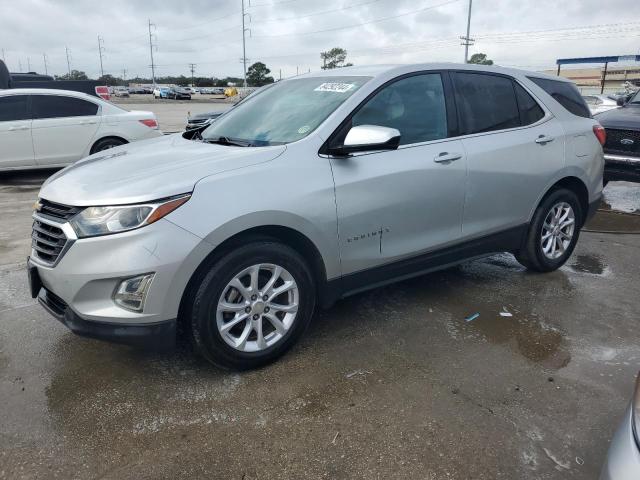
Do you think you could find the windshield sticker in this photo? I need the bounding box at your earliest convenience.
[314,82,355,93]
[297,125,311,134]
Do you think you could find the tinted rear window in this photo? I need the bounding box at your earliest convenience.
[527,77,591,118]
[32,95,99,119]
[453,72,520,135]
[0,95,29,121]
[514,83,545,125]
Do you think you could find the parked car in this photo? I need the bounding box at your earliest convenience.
[600,372,640,479]
[113,87,129,98]
[153,87,171,99]
[186,111,224,130]
[594,88,640,183]
[583,94,618,115]
[167,87,191,100]
[28,64,603,369]
[0,88,162,170]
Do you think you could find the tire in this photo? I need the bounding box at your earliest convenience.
[189,241,316,370]
[515,188,583,272]
[91,137,127,153]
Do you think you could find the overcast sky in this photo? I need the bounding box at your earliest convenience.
[1,0,639,80]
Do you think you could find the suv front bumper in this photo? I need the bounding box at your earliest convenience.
[29,215,211,349]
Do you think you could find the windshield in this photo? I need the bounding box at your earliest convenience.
[201,76,370,146]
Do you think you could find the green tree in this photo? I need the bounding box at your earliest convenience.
[55,70,89,80]
[246,62,275,87]
[320,47,353,70]
[468,53,494,65]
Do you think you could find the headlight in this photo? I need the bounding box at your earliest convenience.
[70,194,190,238]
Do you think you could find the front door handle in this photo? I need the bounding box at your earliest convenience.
[535,135,555,145]
[8,125,28,131]
[434,152,462,164]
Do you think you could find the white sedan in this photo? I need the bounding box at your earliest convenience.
[583,94,619,115]
[0,88,162,171]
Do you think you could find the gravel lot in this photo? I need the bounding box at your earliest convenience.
[1,169,640,479]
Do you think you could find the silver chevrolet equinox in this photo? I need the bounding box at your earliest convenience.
[28,63,605,369]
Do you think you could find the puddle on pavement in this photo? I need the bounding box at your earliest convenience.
[602,182,640,215]
[585,209,640,233]
[567,254,605,275]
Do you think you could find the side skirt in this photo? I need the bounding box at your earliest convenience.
[319,224,528,307]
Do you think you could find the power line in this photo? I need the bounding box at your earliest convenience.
[252,0,462,37]
[252,0,384,24]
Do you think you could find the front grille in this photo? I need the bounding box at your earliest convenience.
[38,199,82,221]
[604,128,640,156]
[32,220,68,265]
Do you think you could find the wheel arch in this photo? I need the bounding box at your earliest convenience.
[177,225,332,335]
[90,135,129,154]
[532,176,590,226]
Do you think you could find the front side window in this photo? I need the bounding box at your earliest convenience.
[32,95,99,119]
[514,83,545,125]
[0,95,29,122]
[527,76,591,118]
[453,72,520,135]
[202,76,370,146]
[351,73,447,145]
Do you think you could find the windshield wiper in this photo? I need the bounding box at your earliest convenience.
[203,136,253,147]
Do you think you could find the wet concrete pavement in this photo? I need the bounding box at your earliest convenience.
[1,172,640,479]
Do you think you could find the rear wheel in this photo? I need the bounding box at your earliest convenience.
[515,188,582,272]
[91,137,127,153]
[189,241,315,370]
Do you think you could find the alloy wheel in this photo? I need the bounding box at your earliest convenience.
[540,202,576,260]
[216,263,299,352]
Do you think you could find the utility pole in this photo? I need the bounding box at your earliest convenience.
[122,69,127,84]
[460,0,474,63]
[98,36,105,79]
[27,57,31,71]
[241,0,250,88]
[65,46,71,76]
[18,59,22,72]
[148,19,157,86]
[189,63,196,87]
[43,53,48,75]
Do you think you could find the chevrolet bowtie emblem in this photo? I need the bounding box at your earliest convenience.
[33,201,42,212]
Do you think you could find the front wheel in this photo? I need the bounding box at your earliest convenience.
[189,241,316,370]
[515,188,582,272]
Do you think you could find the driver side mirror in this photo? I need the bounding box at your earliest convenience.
[617,97,626,106]
[328,125,401,156]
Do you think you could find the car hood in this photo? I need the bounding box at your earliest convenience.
[40,134,286,206]
[189,111,224,121]
[595,105,640,130]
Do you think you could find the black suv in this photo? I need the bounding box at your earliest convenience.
[595,89,640,183]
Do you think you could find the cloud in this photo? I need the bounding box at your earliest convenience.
[0,0,638,79]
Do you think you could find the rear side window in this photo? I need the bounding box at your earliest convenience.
[32,95,99,119]
[0,95,29,121]
[452,73,520,135]
[527,77,591,118]
[352,73,447,145]
[514,83,545,125]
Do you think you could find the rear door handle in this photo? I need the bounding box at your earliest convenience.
[434,152,463,164]
[8,125,28,131]
[535,135,555,145]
